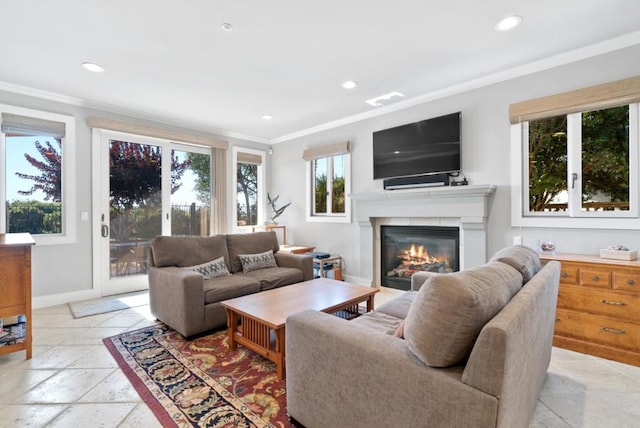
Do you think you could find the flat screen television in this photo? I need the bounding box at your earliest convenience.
[373,112,461,180]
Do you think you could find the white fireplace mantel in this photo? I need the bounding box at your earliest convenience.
[351,184,497,286]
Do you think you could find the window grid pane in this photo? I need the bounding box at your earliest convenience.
[5,135,62,234]
[236,162,258,226]
[528,115,568,213]
[314,158,327,214]
[581,105,630,212]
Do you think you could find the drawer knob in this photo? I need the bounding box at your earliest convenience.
[628,279,636,286]
[601,299,626,306]
[561,272,569,278]
[601,327,626,335]
[592,275,600,281]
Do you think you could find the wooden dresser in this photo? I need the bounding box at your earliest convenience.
[540,253,640,367]
[0,233,35,359]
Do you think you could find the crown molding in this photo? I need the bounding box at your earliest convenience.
[271,30,640,144]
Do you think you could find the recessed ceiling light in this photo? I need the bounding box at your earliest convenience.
[82,62,105,73]
[221,23,234,32]
[262,114,273,120]
[342,80,358,89]
[495,15,522,32]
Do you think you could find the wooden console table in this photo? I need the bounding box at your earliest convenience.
[540,253,640,366]
[0,233,35,359]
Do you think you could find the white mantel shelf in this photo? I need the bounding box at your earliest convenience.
[350,184,496,202]
[351,184,497,286]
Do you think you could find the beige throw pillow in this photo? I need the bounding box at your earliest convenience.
[184,256,230,279]
[238,250,278,273]
[489,245,541,283]
[403,261,523,367]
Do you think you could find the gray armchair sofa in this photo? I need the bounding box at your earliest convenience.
[286,246,560,428]
[148,231,313,337]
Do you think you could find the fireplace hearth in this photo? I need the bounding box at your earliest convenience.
[381,225,459,290]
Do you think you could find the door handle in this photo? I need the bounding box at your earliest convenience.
[101,224,109,238]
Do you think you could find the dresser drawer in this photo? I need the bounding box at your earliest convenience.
[555,309,640,352]
[558,263,580,285]
[613,271,640,292]
[579,267,612,288]
[557,285,640,323]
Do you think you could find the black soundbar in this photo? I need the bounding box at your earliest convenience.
[383,173,450,190]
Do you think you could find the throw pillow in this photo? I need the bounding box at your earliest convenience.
[489,245,541,283]
[238,250,278,273]
[184,256,230,279]
[403,261,523,367]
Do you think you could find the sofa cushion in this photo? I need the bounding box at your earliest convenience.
[184,256,230,279]
[226,232,280,273]
[238,250,278,273]
[239,266,304,291]
[203,275,261,304]
[489,245,541,283]
[350,311,403,336]
[376,291,417,319]
[152,235,229,268]
[404,261,523,367]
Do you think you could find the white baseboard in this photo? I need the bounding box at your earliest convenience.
[32,288,101,309]
[343,274,375,287]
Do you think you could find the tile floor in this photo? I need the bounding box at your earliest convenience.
[0,287,638,427]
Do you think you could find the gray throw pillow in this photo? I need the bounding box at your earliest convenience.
[403,261,523,367]
[184,256,230,279]
[489,245,541,283]
[238,250,278,273]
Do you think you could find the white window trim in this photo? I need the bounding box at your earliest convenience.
[306,153,351,223]
[511,103,640,229]
[0,104,76,245]
[232,146,266,232]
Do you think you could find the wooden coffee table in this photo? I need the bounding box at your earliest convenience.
[220,278,378,380]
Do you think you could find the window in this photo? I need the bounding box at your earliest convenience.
[233,147,265,229]
[510,75,640,228]
[304,141,351,223]
[524,105,636,217]
[0,105,76,244]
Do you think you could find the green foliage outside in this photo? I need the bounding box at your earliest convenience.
[7,200,61,234]
[237,163,258,225]
[314,174,345,214]
[528,106,629,211]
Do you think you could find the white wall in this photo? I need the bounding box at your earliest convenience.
[0,89,269,305]
[270,44,640,284]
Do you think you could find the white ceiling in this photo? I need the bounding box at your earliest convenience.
[2,1,640,143]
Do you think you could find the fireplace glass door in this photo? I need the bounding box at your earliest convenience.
[380,225,459,290]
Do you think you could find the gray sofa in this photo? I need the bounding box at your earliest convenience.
[286,245,560,428]
[148,231,313,337]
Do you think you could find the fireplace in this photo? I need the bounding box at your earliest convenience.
[380,225,459,290]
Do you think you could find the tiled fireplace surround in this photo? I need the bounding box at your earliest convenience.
[351,185,497,286]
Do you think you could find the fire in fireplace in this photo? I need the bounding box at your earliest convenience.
[381,225,459,290]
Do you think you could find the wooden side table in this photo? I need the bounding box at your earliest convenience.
[314,255,343,280]
[0,233,35,359]
[278,245,315,255]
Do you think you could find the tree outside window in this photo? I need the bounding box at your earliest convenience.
[527,105,631,215]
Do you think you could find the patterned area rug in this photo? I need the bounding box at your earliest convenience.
[103,323,293,427]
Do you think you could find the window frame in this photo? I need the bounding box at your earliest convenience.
[511,102,640,229]
[306,152,351,223]
[0,104,76,245]
[232,146,266,231]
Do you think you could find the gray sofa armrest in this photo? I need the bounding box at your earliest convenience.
[410,271,438,290]
[148,267,205,337]
[274,252,314,281]
[286,310,497,428]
